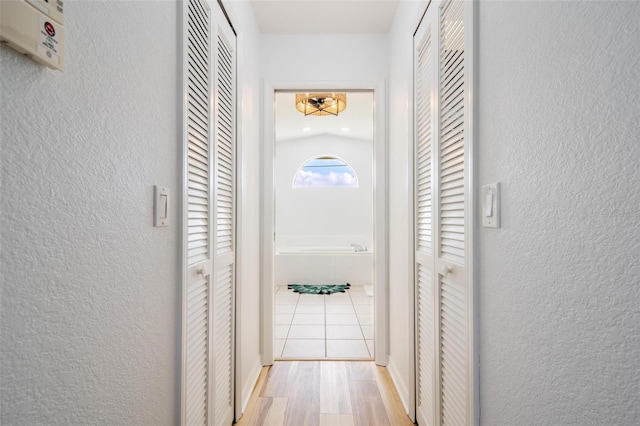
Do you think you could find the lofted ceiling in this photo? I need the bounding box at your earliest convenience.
[250,0,400,34]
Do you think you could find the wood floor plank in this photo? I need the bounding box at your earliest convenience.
[319,414,355,426]
[345,361,375,381]
[235,361,415,426]
[372,365,415,425]
[320,361,353,414]
[261,362,298,397]
[258,397,288,426]
[236,367,270,425]
[250,398,274,426]
[348,380,391,426]
[284,361,321,426]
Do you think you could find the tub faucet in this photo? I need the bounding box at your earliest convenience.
[350,243,365,252]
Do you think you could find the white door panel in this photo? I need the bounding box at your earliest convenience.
[414,0,475,424]
[182,0,236,424]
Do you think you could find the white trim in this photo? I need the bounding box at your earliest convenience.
[260,80,276,366]
[387,356,413,420]
[467,0,479,423]
[233,27,244,422]
[237,356,263,419]
[179,1,188,424]
[261,79,388,366]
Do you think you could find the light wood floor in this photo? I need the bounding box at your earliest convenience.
[235,361,415,426]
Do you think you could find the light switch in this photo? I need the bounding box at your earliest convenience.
[154,186,169,227]
[482,183,500,228]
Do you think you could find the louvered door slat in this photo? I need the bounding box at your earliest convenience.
[416,20,434,256]
[439,0,465,268]
[438,1,469,425]
[415,13,436,426]
[182,1,212,425]
[415,1,474,425]
[209,9,236,426]
[213,265,233,426]
[215,33,234,257]
[417,264,435,424]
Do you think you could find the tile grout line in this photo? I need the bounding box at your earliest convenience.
[350,288,370,358]
[323,294,327,358]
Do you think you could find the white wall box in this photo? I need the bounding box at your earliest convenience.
[0,0,65,70]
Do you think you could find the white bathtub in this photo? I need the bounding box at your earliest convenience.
[275,246,373,286]
[277,246,371,255]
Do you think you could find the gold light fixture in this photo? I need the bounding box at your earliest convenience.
[296,93,347,116]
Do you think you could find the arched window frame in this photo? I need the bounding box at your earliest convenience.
[292,155,359,188]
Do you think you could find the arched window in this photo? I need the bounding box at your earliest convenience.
[293,155,359,188]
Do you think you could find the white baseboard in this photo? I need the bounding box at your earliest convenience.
[387,356,411,417]
[240,357,263,415]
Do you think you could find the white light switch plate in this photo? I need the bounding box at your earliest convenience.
[154,186,169,227]
[482,183,500,228]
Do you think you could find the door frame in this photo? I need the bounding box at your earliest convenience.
[260,80,388,366]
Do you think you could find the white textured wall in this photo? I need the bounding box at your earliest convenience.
[477,1,640,424]
[1,1,181,425]
[387,0,425,416]
[260,34,388,82]
[222,0,264,417]
[275,135,373,248]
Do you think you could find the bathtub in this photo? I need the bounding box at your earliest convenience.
[275,246,373,286]
[277,246,370,254]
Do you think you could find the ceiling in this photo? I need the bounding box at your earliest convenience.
[252,1,392,142]
[250,0,400,34]
[275,91,374,142]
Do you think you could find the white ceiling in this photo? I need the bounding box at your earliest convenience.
[275,91,374,142]
[252,1,391,142]
[250,0,400,34]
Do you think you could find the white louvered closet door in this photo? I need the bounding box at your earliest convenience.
[414,0,475,425]
[414,7,436,426]
[182,0,236,425]
[211,1,236,425]
[182,0,213,424]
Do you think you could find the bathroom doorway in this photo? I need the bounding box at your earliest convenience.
[272,91,375,359]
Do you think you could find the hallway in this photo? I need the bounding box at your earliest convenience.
[235,361,413,426]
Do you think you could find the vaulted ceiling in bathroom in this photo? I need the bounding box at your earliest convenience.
[275,91,374,142]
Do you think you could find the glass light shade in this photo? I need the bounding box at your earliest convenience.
[295,93,347,116]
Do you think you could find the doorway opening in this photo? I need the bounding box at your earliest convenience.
[273,91,374,359]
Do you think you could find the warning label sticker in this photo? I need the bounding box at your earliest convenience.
[38,15,60,65]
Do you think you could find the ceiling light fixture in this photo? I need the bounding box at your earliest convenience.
[296,93,347,116]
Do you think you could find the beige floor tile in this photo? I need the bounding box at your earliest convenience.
[326,304,357,314]
[275,325,290,339]
[275,304,297,314]
[325,296,355,305]
[354,304,373,315]
[275,313,294,325]
[295,304,325,314]
[366,340,374,357]
[288,325,325,339]
[282,339,325,358]
[361,325,374,340]
[357,313,374,325]
[325,313,359,325]
[326,340,370,358]
[326,325,364,340]
[291,313,325,325]
[297,294,326,305]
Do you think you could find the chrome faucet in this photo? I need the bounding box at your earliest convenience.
[350,243,365,252]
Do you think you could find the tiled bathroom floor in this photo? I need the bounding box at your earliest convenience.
[274,284,374,359]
